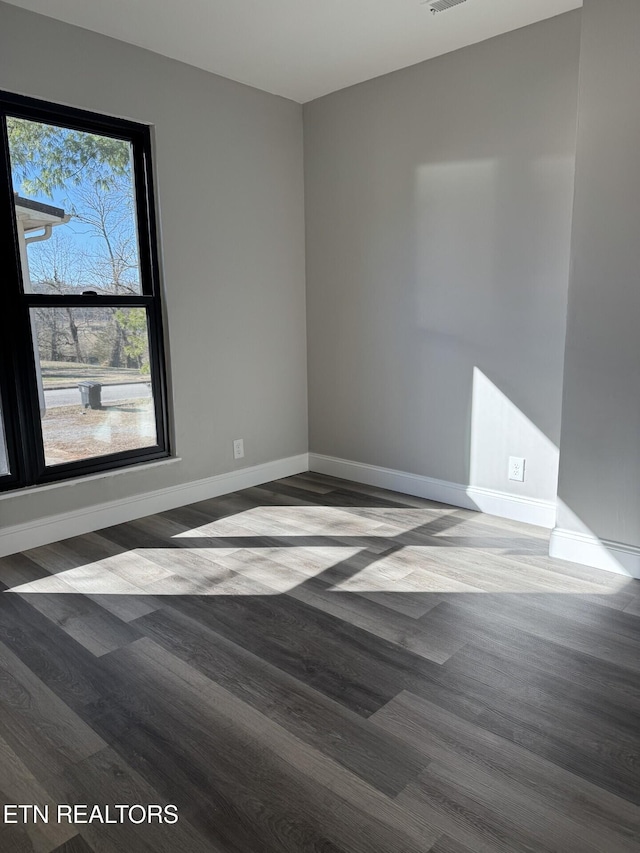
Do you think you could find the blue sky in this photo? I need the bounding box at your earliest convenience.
[9,121,140,290]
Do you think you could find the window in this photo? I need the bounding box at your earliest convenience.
[0,92,169,491]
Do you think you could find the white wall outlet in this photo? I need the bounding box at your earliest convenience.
[508,456,525,482]
[233,438,244,460]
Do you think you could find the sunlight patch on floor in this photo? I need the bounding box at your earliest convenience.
[169,505,454,539]
[4,505,630,597]
[5,538,628,597]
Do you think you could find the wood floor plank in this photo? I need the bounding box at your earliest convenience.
[427,836,477,853]
[433,594,640,673]
[23,539,161,592]
[273,475,335,495]
[0,733,78,853]
[398,760,590,853]
[623,596,640,617]
[0,472,638,852]
[0,638,105,780]
[11,589,142,657]
[433,603,640,707]
[372,691,640,851]
[77,704,279,853]
[1,545,145,657]
[43,747,220,853]
[155,589,452,716]
[287,575,466,663]
[50,837,97,853]
[134,603,427,796]
[446,634,640,733]
[0,591,107,712]
[97,637,440,853]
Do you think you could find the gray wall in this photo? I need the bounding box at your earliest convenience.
[557,0,640,544]
[0,2,307,529]
[304,12,581,505]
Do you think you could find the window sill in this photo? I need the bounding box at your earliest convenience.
[0,455,182,501]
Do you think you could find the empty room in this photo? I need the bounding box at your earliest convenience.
[0,0,638,850]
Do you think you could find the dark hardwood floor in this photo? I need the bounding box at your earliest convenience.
[0,472,639,852]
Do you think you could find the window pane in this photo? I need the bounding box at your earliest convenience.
[8,117,142,295]
[0,394,9,475]
[30,307,157,466]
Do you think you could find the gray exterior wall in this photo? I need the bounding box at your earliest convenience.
[304,12,581,505]
[557,0,640,545]
[0,1,307,529]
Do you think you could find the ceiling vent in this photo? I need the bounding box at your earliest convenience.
[428,0,468,13]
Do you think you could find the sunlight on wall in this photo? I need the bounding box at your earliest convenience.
[412,155,574,504]
[470,367,559,499]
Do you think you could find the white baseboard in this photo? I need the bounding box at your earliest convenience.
[0,453,309,558]
[308,454,556,529]
[549,527,640,579]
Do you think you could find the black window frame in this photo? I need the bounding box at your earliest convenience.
[0,91,170,492]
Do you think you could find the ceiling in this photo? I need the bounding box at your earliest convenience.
[5,0,582,103]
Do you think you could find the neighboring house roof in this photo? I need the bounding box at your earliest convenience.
[14,193,68,232]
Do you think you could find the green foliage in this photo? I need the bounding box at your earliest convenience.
[91,322,116,367]
[7,117,130,197]
[114,308,149,373]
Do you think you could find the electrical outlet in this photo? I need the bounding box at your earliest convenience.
[508,456,525,482]
[233,438,244,460]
